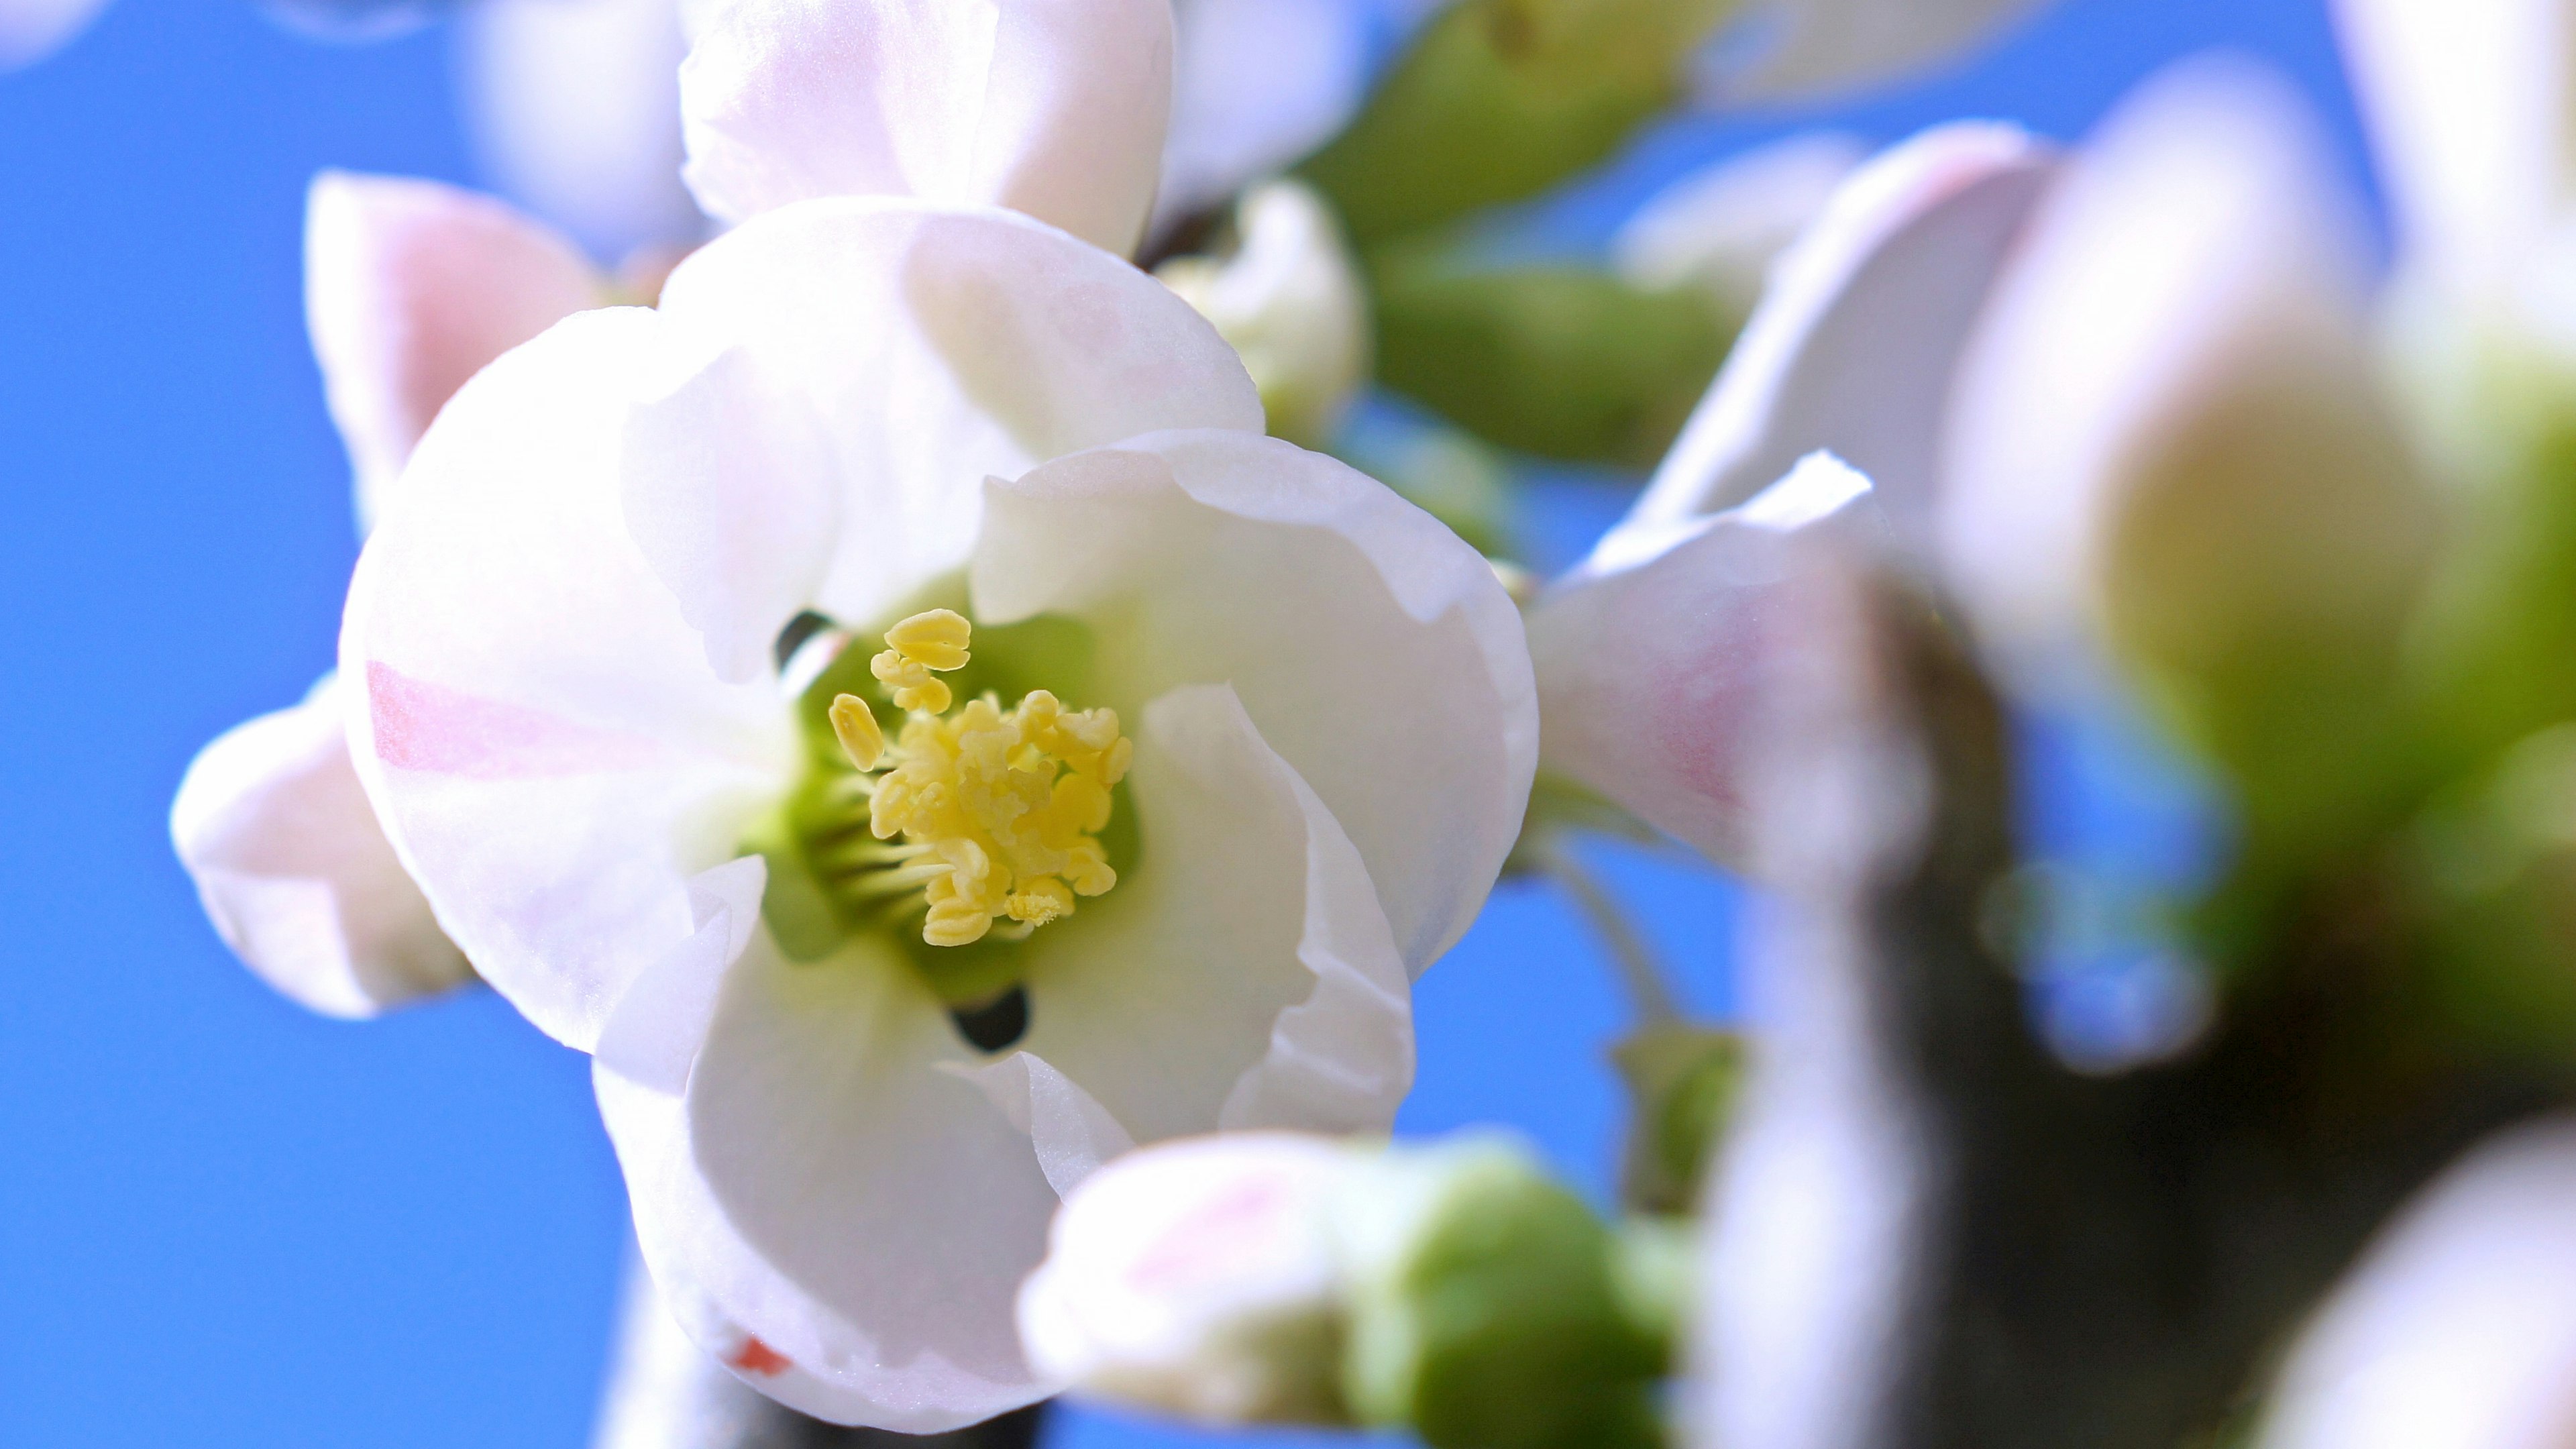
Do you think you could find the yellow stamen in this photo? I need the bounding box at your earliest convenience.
[871,607,973,714]
[844,614,1127,948]
[829,694,884,771]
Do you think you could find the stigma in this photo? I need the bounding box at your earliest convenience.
[827,610,1130,948]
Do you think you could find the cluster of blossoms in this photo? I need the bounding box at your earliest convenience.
[157,0,2576,1446]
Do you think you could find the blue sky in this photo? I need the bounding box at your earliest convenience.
[0,1,2367,1443]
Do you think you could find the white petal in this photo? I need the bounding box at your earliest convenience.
[1610,131,1871,315]
[0,0,107,68]
[972,430,1536,971]
[657,199,1265,627]
[1628,122,2053,544]
[305,171,604,531]
[1156,0,1376,227]
[1018,1132,1356,1421]
[678,0,1173,256]
[1937,58,2398,692]
[2330,0,2575,301]
[1020,684,1415,1144]
[342,307,802,1051]
[455,0,707,262]
[1530,454,1880,867]
[1706,0,2048,103]
[622,341,841,684]
[949,1051,1138,1197]
[2257,1117,2576,1449]
[596,930,1061,1430]
[170,675,472,1019]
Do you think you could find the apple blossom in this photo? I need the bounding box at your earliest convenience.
[172,171,617,1020]
[1155,180,1371,449]
[1019,1130,1672,1445]
[1609,131,1869,324]
[1699,0,2056,105]
[1526,123,2055,868]
[341,193,1535,1428]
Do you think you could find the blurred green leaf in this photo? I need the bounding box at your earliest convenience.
[1301,0,1738,246]
[1373,250,1732,466]
[1612,1024,1742,1214]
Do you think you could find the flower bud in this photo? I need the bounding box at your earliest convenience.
[1157,180,1371,449]
[1017,1132,1358,1424]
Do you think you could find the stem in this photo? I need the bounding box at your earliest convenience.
[594,1253,1046,1449]
[1533,835,1682,1026]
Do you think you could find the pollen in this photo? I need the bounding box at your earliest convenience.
[826,615,1128,949]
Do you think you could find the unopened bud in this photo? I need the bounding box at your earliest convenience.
[1157,181,1370,450]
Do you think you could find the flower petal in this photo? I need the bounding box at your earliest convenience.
[656,199,1265,627]
[678,0,1173,256]
[1529,454,1880,867]
[948,1051,1138,1197]
[1609,131,1871,315]
[972,429,1536,971]
[1707,0,2049,103]
[455,0,707,262]
[305,171,604,530]
[170,675,472,1019]
[2330,0,2573,300]
[0,0,107,68]
[1627,122,2053,543]
[342,307,802,1051]
[1937,58,2410,692]
[597,929,1061,1430]
[1021,684,1414,1144]
[1157,0,1376,228]
[2257,1117,2576,1449]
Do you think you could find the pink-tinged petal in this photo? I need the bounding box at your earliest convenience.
[306,171,604,530]
[2258,1118,2576,1449]
[0,0,107,68]
[171,676,473,1018]
[1157,0,1376,229]
[1706,0,2051,104]
[1530,455,1880,867]
[972,430,1535,973]
[1022,684,1415,1145]
[2331,0,2574,301]
[343,307,802,1052]
[1939,58,2416,693]
[456,0,707,262]
[595,929,1063,1430]
[1629,123,2054,544]
[655,200,1263,627]
[679,0,1173,256]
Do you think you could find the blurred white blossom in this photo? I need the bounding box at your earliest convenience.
[1157,180,1372,449]
[0,0,106,66]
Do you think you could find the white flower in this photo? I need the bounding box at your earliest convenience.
[173,171,616,1019]
[1156,179,1372,449]
[2254,1116,2576,1449]
[1018,1131,1363,1424]
[1155,0,1412,232]
[0,0,105,67]
[1610,132,1870,321]
[1699,0,2057,105]
[1526,122,2055,866]
[343,5,1535,1418]
[457,0,710,262]
[344,197,1533,1430]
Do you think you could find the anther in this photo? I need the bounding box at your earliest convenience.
[830,694,883,771]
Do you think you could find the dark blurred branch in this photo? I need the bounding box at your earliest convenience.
[594,1256,1044,1449]
[1705,557,2569,1449]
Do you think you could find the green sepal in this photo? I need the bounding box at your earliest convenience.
[1338,1137,1668,1449]
[1300,0,1739,247]
[1611,1024,1742,1214]
[1371,249,1732,466]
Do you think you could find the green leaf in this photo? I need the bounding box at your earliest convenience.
[1372,251,1732,466]
[1301,0,1738,246]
